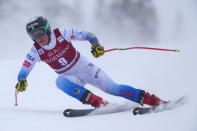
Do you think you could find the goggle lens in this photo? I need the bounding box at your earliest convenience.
[29,29,46,40]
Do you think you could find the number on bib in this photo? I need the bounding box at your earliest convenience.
[58,58,68,66]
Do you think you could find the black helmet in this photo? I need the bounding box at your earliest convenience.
[26,16,51,41]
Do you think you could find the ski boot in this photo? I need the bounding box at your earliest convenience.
[138,90,167,106]
[80,90,108,108]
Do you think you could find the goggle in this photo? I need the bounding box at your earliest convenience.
[28,26,47,41]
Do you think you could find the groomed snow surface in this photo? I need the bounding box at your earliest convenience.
[1,39,197,131]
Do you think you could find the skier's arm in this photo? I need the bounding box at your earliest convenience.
[61,29,99,44]
[61,29,104,58]
[16,46,39,92]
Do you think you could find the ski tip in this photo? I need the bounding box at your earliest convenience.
[63,108,95,117]
[133,108,138,115]
[63,109,72,117]
[133,107,147,115]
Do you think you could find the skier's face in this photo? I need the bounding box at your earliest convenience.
[36,33,49,46]
[32,29,49,46]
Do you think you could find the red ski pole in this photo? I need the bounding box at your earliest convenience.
[15,90,19,106]
[104,47,179,53]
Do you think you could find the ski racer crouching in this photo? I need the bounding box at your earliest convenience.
[16,16,166,108]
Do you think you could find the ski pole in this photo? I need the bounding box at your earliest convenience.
[15,90,19,106]
[104,47,179,53]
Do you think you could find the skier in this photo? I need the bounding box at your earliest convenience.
[16,16,166,108]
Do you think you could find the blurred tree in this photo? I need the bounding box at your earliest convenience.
[38,0,83,26]
[95,0,158,43]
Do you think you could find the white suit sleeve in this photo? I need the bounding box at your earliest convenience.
[17,46,40,81]
[59,29,99,44]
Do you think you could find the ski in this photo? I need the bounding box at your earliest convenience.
[133,96,186,115]
[63,96,186,117]
[63,108,95,117]
[63,102,136,117]
[133,106,157,115]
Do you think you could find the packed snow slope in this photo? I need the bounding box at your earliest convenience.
[0,0,197,131]
[1,40,197,131]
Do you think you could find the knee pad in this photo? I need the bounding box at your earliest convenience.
[56,76,87,101]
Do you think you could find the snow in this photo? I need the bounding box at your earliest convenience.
[0,0,197,131]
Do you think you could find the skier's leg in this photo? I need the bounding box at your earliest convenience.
[56,75,107,108]
[91,70,142,103]
[65,55,166,106]
[56,75,86,101]
[81,68,166,106]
